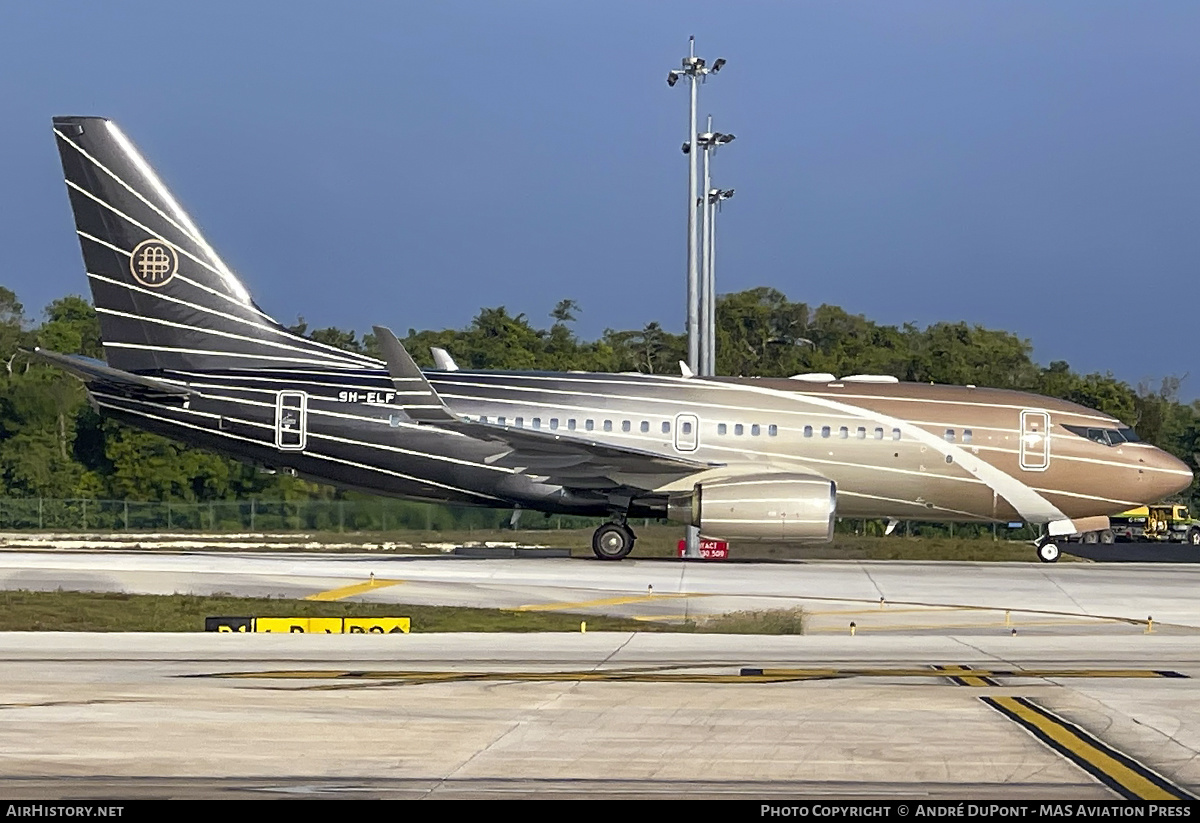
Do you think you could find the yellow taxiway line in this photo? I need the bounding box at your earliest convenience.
[304,579,404,601]
[983,696,1195,800]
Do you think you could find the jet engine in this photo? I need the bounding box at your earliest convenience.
[667,472,837,542]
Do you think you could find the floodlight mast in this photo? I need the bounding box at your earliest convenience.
[667,36,723,377]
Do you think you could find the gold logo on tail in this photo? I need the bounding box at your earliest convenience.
[129,239,178,288]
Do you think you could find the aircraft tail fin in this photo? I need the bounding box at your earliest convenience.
[52,116,377,373]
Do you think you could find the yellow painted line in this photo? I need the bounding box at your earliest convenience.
[747,667,1182,679]
[984,696,1193,800]
[304,579,404,601]
[512,592,703,612]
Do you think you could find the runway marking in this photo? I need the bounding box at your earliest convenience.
[982,696,1196,800]
[197,665,1185,687]
[931,664,998,687]
[304,579,404,601]
[804,618,1134,633]
[512,593,705,612]
[738,667,1186,680]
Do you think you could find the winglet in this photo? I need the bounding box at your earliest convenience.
[431,347,460,371]
[372,326,457,423]
[679,361,694,379]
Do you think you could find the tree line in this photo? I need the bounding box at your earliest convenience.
[2,285,1197,512]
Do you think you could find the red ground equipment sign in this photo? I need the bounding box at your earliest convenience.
[676,539,729,560]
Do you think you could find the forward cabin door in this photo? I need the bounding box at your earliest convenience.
[1019,410,1049,471]
[275,391,308,451]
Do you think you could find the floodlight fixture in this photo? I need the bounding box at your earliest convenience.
[712,58,726,73]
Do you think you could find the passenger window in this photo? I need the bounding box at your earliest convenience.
[963,429,972,443]
[662,421,671,434]
[874,428,884,440]
[515,417,524,428]
[751,424,761,436]
[622,420,631,433]
[532,417,542,429]
[683,421,692,434]
[857,427,866,439]
[603,420,612,432]
[804,425,813,438]
[839,426,848,439]
[718,423,727,435]
[568,419,576,431]
[585,419,594,431]
[892,428,901,440]
[821,426,831,438]
[945,429,955,442]
[640,421,650,433]
[735,424,744,436]
[550,418,559,431]
[768,424,778,437]
[497,416,506,426]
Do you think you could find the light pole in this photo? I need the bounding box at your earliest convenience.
[706,187,734,374]
[668,39,725,560]
[696,122,734,376]
[668,38,726,375]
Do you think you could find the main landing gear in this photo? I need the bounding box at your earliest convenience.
[1034,535,1060,564]
[592,521,637,561]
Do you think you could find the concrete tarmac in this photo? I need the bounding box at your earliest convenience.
[2,553,1200,799]
[0,633,1198,799]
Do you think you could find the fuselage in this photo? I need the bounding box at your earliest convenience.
[88,366,1193,527]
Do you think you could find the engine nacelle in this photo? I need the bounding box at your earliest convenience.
[668,472,837,542]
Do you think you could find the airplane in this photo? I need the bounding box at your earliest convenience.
[41,115,1194,563]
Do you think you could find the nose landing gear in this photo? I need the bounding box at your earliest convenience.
[1034,535,1061,563]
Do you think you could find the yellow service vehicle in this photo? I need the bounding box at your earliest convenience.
[1108,504,1200,545]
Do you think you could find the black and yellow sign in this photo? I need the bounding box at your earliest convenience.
[204,617,253,633]
[205,616,410,633]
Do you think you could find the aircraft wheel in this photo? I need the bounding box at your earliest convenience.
[1099,529,1115,544]
[1037,542,1061,563]
[1082,531,1099,544]
[592,523,636,561]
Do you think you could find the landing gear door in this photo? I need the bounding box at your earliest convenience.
[674,413,699,453]
[1019,410,1049,471]
[275,391,308,451]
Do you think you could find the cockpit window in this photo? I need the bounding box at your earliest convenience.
[1062,424,1137,447]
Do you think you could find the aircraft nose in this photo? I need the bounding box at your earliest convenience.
[1136,447,1194,501]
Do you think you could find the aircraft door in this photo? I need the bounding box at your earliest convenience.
[674,413,699,452]
[1019,410,1049,471]
[275,391,308,451]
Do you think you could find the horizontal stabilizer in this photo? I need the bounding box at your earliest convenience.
[372,326,458,423]
[31,348,189,398]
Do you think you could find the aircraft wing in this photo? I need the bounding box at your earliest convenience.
[31,348,190,399]
[372,325,721,489]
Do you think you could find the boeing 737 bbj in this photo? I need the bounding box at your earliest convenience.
[41,116,1193,562]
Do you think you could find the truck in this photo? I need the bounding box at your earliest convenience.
[1105,504,1200,545]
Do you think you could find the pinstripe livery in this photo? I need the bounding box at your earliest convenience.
[43,116,1193,560]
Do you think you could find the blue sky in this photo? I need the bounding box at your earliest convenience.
[3,2,1199,395]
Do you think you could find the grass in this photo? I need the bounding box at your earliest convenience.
[695,608,807,634]
[0,589,687,633]
[12,524,1057,562]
